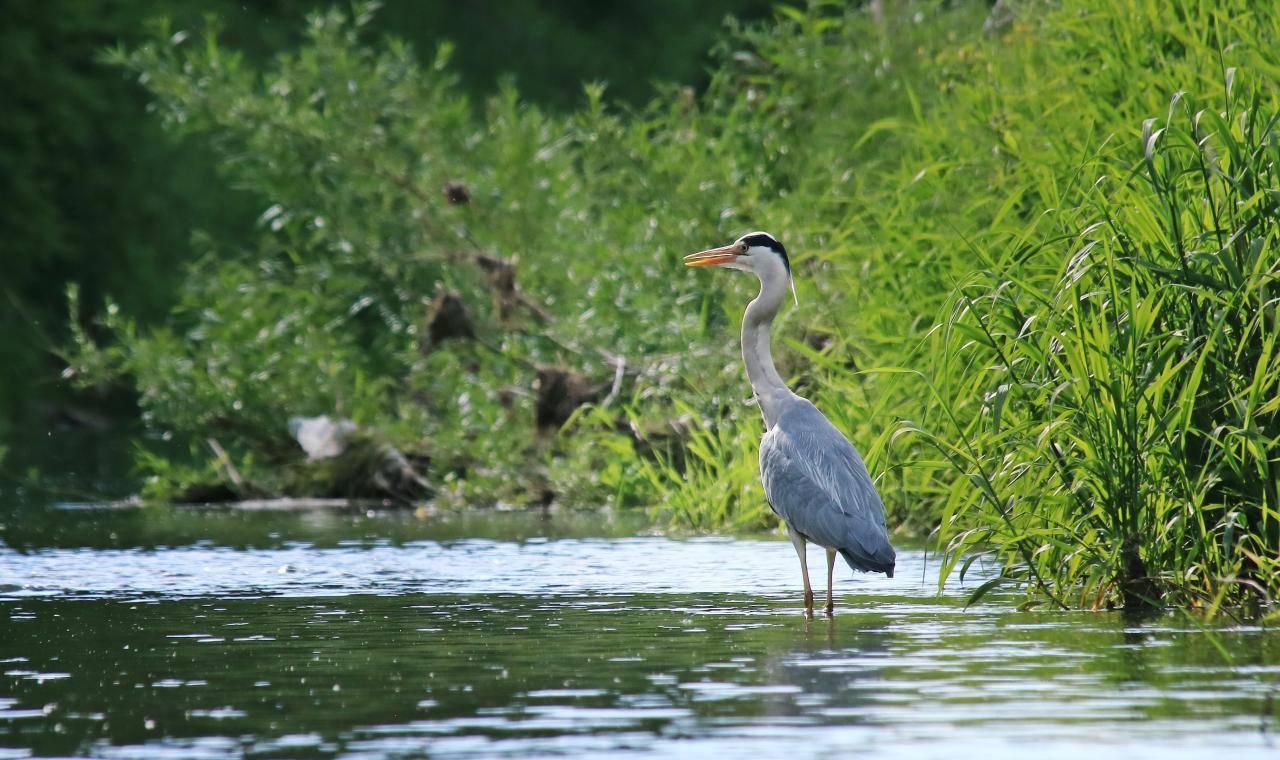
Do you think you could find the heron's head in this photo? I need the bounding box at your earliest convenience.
[684,231,797,303]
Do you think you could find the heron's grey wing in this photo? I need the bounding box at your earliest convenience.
[759,402,895,574]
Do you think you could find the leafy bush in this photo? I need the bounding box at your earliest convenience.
[70,3,809,504]
[0,0,775,428]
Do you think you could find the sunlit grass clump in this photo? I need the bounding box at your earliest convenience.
[926,84,1280,610]
[866,1,1280,610]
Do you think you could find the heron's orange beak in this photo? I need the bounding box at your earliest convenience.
[683,244,739,267]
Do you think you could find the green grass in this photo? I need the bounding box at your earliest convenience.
[872,1,1280,610]
[923,80,1280,610]
[66,0,1280,610]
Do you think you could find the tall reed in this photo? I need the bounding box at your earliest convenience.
[926,79,1280,609]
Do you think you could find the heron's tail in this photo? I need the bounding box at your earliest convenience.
[839,547,895,578]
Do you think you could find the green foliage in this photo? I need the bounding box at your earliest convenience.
[66,0,1280,610]
[0,1,259,421]
[0,0,772,428]
[926,81,1280,610]
[637,401,768,532]
[899,2,1280,610]
[72,2,783,501]
[368,0,777,110]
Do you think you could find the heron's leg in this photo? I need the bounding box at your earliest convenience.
[824,548,837,617]
[787,525,813,618]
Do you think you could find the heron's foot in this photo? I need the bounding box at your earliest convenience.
[803,589,814,618]
[824,599,834,617]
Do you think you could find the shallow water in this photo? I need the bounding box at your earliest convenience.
[1,507,1278,758]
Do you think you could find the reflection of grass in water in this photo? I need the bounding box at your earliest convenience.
[0,421,143,507]
[1,587,1275,754]
[0,503,651,551]
[0,593,890,753]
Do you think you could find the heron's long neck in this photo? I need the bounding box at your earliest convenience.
[742,270,792,428]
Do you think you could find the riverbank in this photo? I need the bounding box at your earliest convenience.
[53,0,1280,610]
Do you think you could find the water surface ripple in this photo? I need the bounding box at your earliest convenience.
[0,536,912,600]
[0,509,1277,758]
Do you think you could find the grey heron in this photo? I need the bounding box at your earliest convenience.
[685,232,896,617]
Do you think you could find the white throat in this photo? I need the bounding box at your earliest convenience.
[740,258,796,429]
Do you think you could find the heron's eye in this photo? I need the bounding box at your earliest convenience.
[738,243,748,253]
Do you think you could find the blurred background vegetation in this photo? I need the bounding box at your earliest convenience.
[0,0,770,432]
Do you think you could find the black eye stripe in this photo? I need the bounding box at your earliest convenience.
[738,233,790,275]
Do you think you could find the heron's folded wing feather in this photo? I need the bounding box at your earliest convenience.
[759,405,892,563]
